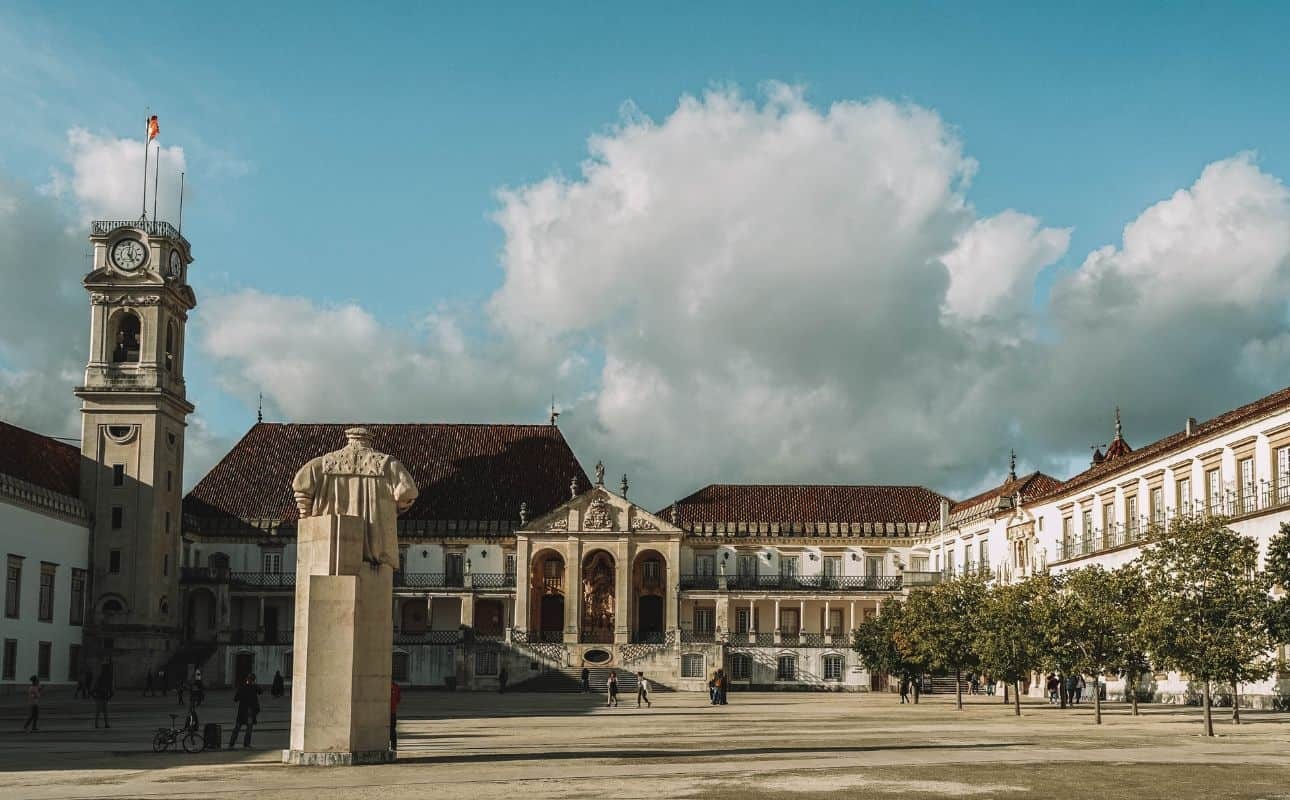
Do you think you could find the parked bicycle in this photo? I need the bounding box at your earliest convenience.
[152,713,204,753]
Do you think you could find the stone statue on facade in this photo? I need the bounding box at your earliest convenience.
[291,427,418,567]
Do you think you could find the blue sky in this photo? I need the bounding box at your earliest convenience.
[3,2,1290,504]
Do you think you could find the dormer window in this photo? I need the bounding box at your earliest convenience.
[111,312,141,363]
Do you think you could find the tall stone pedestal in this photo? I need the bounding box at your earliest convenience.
[283,514,394,765]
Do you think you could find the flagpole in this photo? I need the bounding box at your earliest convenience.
[140,109,150,219]
[177,172,185,235]
[152,137,161,222]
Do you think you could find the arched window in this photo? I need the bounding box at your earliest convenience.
[208,552,230,570]
[111,312,141,363]
[165,321,178,374]
[101,598,124,615]
[680,653,705,678]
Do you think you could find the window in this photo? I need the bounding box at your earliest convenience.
[681,653,705,678]
[1178,476,1192,515]
[944,549,955,576]
[911,556,928,572]
[101,599,123,615]
[1150,487,1164,526]
[5,556,20,618]
[779,555,798,578]
[542,558,561,579]
[977,541,989,571]
[111,506,123,529]
[737,554,758,579]
[1278,446,1290,504]
[2,639,15,680]
[38,564,55,622]
[112,464,125,487]
[642,558,661,584]
[734,608,750,634]
[164,512,170,533]
[1239,457,1255,513]
[729,653,750,680]
[695,554,715,576]
[779,608,800,634]
[1082,509,1093,542]
[823,655,844,681]
[823,556,842,579]
[828,609,843,636]
[165,321,178,374]
[776,654,797,681]
[37,642,51,680]
[68,644,81,681]
[1103,502,1116,542]
[504,554,517,580]
[445,553,464,585]
[70,569,85,625]
[109,550,122,574]
[694,607,714,634]
[391,651,409,682]
[1061,517,1073,553]
[263,552,282,574]
[162,554,169,577]
[1125,495,1139,534]
[475,650,498,676]
[865,556,883,577]
[111,312,141,363]
[1206,469,1222,514]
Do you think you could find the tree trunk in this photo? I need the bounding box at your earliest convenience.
[1202,680,1214,737]
[955,668,963,711]
[1094,677,1102,725]
[1013,680,1022,716]
[1002,681,1009,704]
[1058,672,1067,709]
[913,676,920,705]
[1231,682,1241,725]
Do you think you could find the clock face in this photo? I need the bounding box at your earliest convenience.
[168,249,183,277]
[111,238,148,272]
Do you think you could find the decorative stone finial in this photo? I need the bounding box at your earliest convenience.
[570,475,578,499]
[257,392,263,424]
[620,473,629,497]
[549,396,560,426]
[670,501,679,525]
[519,501,528,526]
[1008,448,1017,482]
[594,460,605,486]
[1114,406,1123,440]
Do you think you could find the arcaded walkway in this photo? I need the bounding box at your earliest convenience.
[1,689,1287,799]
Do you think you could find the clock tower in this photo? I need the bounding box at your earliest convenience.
[75,218,196,684]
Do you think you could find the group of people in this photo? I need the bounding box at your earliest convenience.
[577,667,652,708]
[27,664,117,731]
[1045,673,1089,704]
[967,673,998,696]
[708,669,729,705]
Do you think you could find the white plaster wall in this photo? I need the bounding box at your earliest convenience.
[0,501,89,688]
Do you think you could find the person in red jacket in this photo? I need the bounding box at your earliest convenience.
[390,680,403,752]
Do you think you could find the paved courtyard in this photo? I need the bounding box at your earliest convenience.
[1,689,1288,799]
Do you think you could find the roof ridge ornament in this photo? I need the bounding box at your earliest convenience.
[594,460,605,486]
[1008,449,1017,482]
[620,473,629,497]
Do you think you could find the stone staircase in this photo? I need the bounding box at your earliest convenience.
[928,674,973,695]
[512,666,659,694]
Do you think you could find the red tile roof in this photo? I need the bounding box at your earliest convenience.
[950,471,1063,515]
[1035,383,1290,502]
[664,484,949,527]
[0,419,80,500]
[183,423,590,530]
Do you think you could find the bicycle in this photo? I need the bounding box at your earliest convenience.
[152,713,204,753]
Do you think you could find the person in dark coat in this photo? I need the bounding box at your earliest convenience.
[92,673,113,728]
[271,670,285,698]
[228,675,261,748]
[581,667,590,693]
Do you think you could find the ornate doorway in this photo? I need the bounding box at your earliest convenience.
[530,549,565,640]
[580,550,615,643]
[632,551,667,642]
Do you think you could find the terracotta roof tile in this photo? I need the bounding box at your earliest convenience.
[0,420,80,500]
[950,471,1063,515]
[663,484,949,527]
[1036,383,1290,502]
[183,423,590,529]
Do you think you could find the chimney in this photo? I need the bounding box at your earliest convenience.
[1185,417,1197,436]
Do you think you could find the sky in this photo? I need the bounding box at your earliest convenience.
[2,2,1290,509]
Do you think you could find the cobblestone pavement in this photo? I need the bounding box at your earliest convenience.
[1,689,1287,799]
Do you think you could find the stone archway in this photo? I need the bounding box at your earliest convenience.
[632,550,667,642]
[580,550,616,643]
[185,588,216,642]
[530,549,566,641]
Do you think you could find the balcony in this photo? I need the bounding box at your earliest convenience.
[682,574,904,592]
[394,629,464,646]
[228,628,293,645]
[230,571,295,589]
[395,572,515,591]
[681,629,717,644]
[181,566,228,584]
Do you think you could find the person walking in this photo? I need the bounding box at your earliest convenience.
[708,671,718,705]
[717,669,729,705]
[271,670,285,699]
[176,678,187,706]
[581,666,590,693]
[1074,675,1086,704]
[228,674,260,749]
[899,676,910,704]
[389,680,402,752]
[158,667,168,697]
[22,676,42,732]
[1046,673,1060,704]
[636,672,651,708]
[498,667,508,694]
[606,671,619,707]
[92,672,112,729]
[143,668,155,697]
[192,669,205,708]
[986,674,996,696]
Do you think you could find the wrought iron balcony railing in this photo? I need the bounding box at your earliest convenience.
[229,571,295,589]
[91,218,187,242]
[687,574,905,591]
[681,629,717,643]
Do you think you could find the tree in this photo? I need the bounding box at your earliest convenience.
[1138,516,1275,736]
[1266,523,1290,646]
[1063,565,1151,724]
[852,597,926,702]
[974,575,1047,716]
[904,576,988,710]
[1029,572,1079,709]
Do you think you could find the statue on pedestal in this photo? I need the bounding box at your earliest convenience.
[291,427,418,567]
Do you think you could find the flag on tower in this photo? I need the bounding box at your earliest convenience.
[147,115,159,141]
